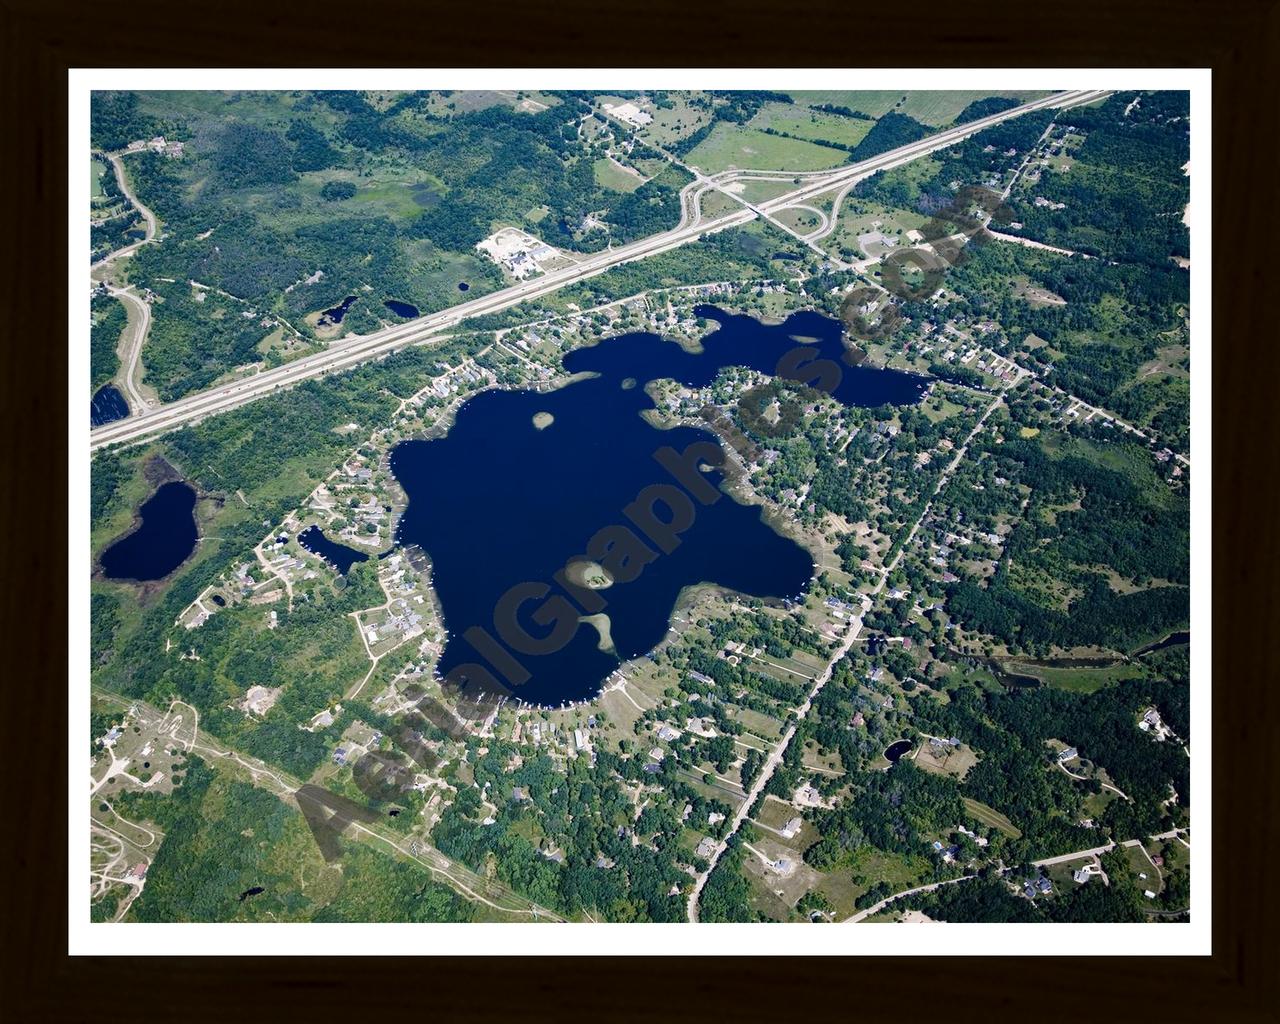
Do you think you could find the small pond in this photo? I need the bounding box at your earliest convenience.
[384,299,419,318]
[320,295,357,324]
[91,384,128,427]
[298,525,369,575]
[100,481,198,582]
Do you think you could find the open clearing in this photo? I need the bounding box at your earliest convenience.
[91,157,107,200]
[962,797,1022,838]
[593,157,644,193]
[686,124,850,174]
[913,740,978,779]
[1000,659,1148,694]
[787,90,1053,125]
[747,101,874,148]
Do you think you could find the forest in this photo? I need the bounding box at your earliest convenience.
[938,429,1189,655]
[1003,91,1190,266]
[90,293,126,394]
[944,239,1190,448]
[848,112,930,162]
[912,673,1189,856]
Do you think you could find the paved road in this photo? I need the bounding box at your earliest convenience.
[688,377,1020,922]
[92,151,158,272]
[1032,829,1185,868]
[106,284,152,412]
[839,828,1188,922]
[842,874,978,923]
[91,91,1105,453]
[687,590,872,921]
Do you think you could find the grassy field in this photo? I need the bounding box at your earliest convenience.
[914,740,978,779]
[774,206,825,235]
[423,90,560,117]
[1121,843,1163,894]
[789,91,906,119]
[747,101,874,148]
[732,707,784,743]
[635,95,718,149]
[896,90,1051,125]
[962,796,1022,838]
[686,124,850,174]
[696,189,743,220]
[734,178,803,204]
[592,156,645,193]
[788,90,1053,126]
[829,194,932,260]
[999,659,1147,694]
[919,389,970,425]
[91,157,107,200]
[850,845,931,885]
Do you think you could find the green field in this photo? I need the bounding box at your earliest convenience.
[999,659,1148,694]
[788,90,1052,126]
[747,102,874,148]
[422,90,561,117]
[685,124,851,174]
[962,797,1022,838]
[629,94,718,148]
[91,157,107,199]
[592,156,645,193]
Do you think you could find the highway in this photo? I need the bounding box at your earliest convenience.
[90,90,1107,453]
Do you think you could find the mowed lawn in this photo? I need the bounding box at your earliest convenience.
[685,124,850,174]
[747,102,874,148]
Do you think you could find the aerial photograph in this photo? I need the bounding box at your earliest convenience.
[85,83,1195,931]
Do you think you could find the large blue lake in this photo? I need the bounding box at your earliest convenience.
[390,307,927,708]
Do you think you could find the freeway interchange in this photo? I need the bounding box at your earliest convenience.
[89,90,1107,454]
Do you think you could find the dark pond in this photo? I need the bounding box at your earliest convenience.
[457,282,470,292]
[100,481,198,582]
[321,295,357,324]
[298,525,369,575]
[238,886,265,902]
[210,594,226,607]
[384,299,420,318]
[885,739,914,763]
[1134,631,1190,657]
[90,384,129,427]
[390,307,926,708]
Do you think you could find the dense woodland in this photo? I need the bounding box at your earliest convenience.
[90,293,127,393]
[1004,92,1190,265]
[937,431,1189,655]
